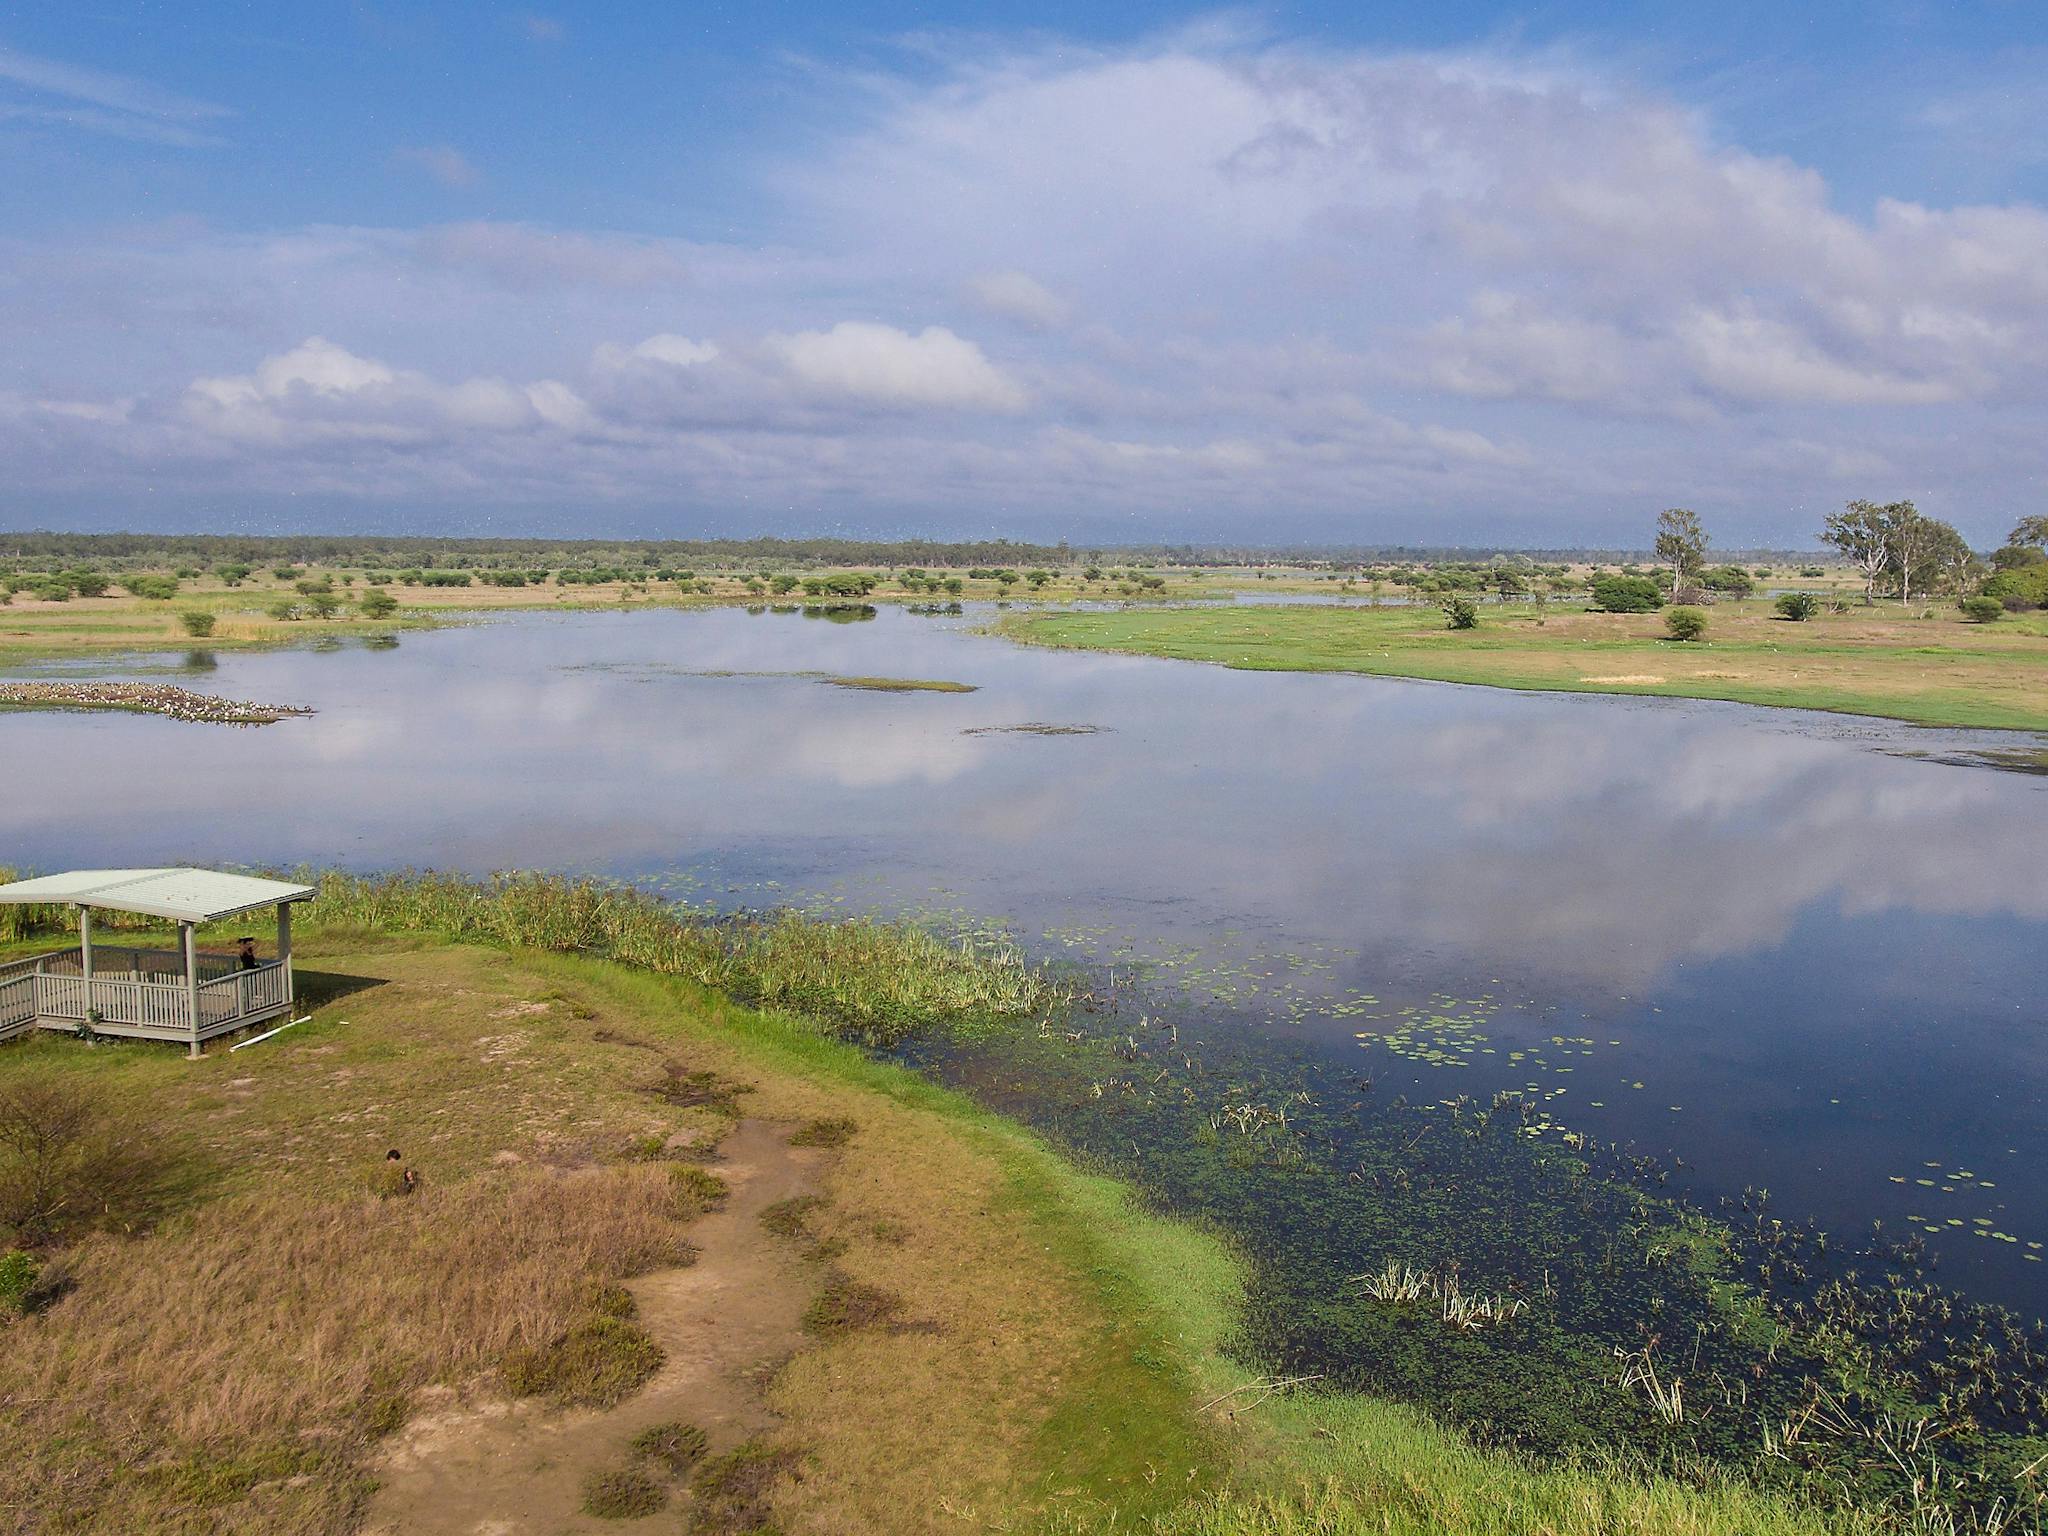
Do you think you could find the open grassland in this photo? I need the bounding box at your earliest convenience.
[1003,598,2048,733]
[0,876,1917,1535]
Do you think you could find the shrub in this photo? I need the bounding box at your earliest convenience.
[359,588,398,619]
[1774,592,1820,622]
[32,580,72,602]
[1698,565,1754,597]
[0,1075,173,1246]
[630,1419,709,1475]
[1662,606,1707,641]
[1589,574,1664,613]
[267,599,302,622]
[1960,595,2004,623]
[1982,565,2048,611]
[499,1315,664,1407]
[306,593,340,620]
[580,1465,666,1519]
[67,570,110,598]
[1799,565,1824,577]
[0,1249,36,1315]
[177,610,217,638]
[669,1165,729,1217]
[1438,595,1479,630]
[124,575,180,600]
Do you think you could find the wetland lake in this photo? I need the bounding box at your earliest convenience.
[3,602,2045,1420]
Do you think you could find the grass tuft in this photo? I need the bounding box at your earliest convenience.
[801,1270,905,1335]
[788,1116,858,1148]
[690,1439,801,1533]
[669,1164,730,1216]
[500,1314,664,1407]
[580,1463,667,1519]
[629,1419,710,1476]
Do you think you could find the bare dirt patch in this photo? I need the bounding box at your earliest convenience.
[362,1118,822,1535]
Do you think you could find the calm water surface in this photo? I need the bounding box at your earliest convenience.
[3,604,2044,1311]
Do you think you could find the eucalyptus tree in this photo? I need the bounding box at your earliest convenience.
[1653,509,1708,598]
[1822,500,1903,604]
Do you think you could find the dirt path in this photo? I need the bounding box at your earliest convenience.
[362,1119,821,1534]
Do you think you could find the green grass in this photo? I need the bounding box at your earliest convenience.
[1001,601,2048,733]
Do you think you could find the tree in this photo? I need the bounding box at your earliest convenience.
[1590,574,1665,613]
[1916,520,1977,597]
[2008,515,2048,551]
[1438,594,1479,630]
[1886,504,1956,605]
[1822,500,1903,604]
[1654,509,1707,599]
[359,587,398,620]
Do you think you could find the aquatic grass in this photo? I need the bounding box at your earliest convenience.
[306,870,1072,1045]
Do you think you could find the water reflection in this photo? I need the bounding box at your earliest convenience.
[0,604,2041,1304]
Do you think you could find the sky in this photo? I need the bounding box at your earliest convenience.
[1,2,2045,546]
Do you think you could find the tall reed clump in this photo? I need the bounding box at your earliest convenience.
[308,870,1070,1044]
[0,867,69,944]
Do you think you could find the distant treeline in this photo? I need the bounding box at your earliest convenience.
[0,529,1829,572]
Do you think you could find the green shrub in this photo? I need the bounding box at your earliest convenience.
[0,1249,37,1315]
[630,1419,709,1475]
[1698,565,1754,597]
[1438,595,1478,630]
[499,1315,664,1407]
[1982,564,2048,610]
[177,610,217,638]
[306,593,340,620]
[1589,574,1664,612]
[1662,606,1708,641]
[359,587,398,620]
[268,599,302,621]
[1960,595,2005,623]
[1799,565,1824,577]
[1774,592,1820,622]
[580,1465,665,1519]
[124,575,180,600]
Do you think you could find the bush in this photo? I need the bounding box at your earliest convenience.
[630,1419,709,1475]
[1982,565,2048,611]
[1774,592,1821,622]
[580,1465,666,1519]
[499,1315,664,1406]
[267,599,302,622]
[306,593,340,620]
[1589,574,1664,613]
[1662,606,1708,641]
[1960,595,2005,623]
[0,1075,172,1246]
[1698,565,1755,597]
[0,1249,36,1315]
[124,575,180,600]
[1799,565,1824,577]
[1438,595,1479,630]
[177,610,217,638]
[359,587,398,620]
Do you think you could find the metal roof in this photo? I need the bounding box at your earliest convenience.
[0,868,316,924]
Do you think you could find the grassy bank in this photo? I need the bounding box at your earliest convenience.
[1000,600,2048,733]
[0,878,1908,1535]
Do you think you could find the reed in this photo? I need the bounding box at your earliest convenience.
[306,870,1071,1044]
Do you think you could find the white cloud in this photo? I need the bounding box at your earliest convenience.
[394,144,481,187]
[621,334,720,368]
[965,270,1072,329]
[768,322,1026,411]
[0,41,229,145]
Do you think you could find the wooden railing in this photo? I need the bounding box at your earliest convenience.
[14,960,289,1036]
[38,947,244,985]
[196,963,289,1027]
[0,973,34,1037]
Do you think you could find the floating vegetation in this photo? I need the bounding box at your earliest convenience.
[0,681,313,725]
[817,675,976,693]
[961,722,1104,736]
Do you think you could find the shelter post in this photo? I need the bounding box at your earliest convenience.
[78,905,95,990]
[183,922,201,1059]
[277,901,293,1009]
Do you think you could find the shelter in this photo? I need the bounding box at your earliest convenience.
[0,869,314,1056]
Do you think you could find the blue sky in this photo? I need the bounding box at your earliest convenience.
[2,2,2044,543]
